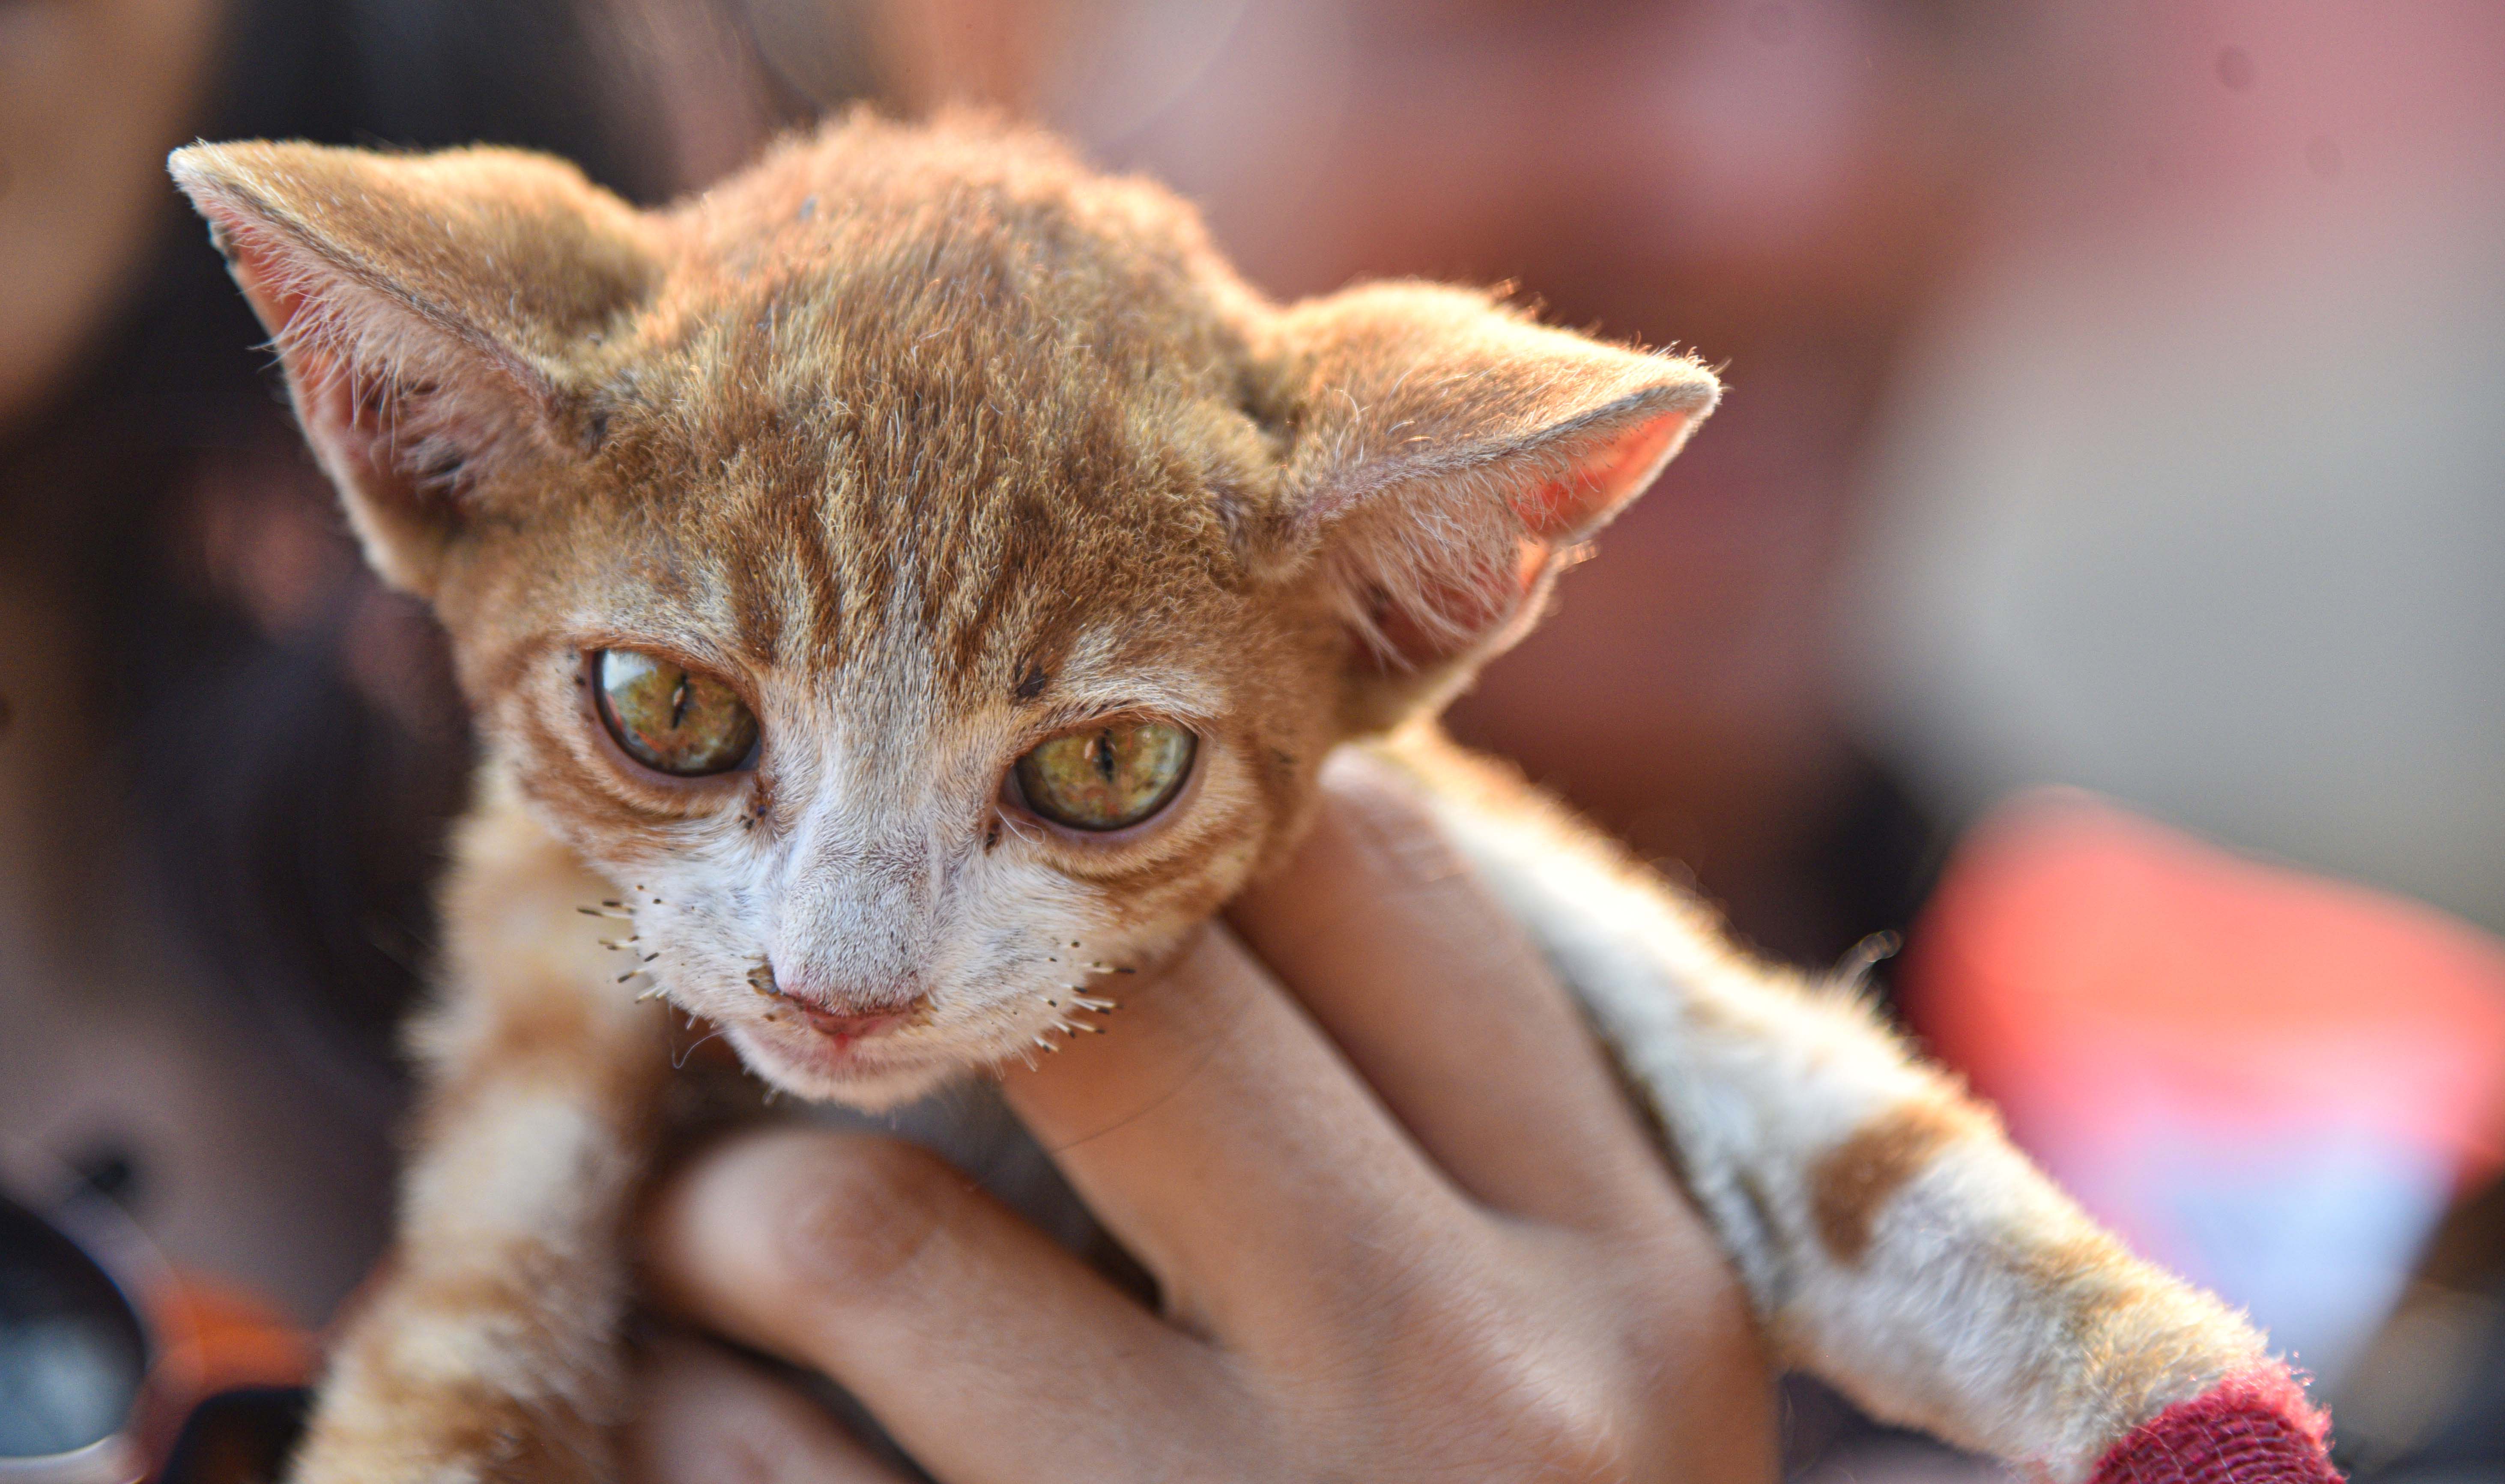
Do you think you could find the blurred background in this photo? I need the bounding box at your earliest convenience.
[0,0,2499,1476]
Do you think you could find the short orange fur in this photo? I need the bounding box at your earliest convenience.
[170,113,2290,1484]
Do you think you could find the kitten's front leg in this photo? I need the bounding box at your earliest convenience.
[1391,734,2312,1483]
[291,775,671,1484]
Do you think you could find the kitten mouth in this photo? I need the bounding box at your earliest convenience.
[746,1007,929,1071]
[746,961,927,1050]
[729,1014,959,1110]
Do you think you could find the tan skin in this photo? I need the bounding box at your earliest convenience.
[633,757,1776,1482]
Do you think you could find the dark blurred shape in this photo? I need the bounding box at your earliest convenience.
[9,0,693,1109]
[158,1387,310,1484]
[63,1145,142,1214]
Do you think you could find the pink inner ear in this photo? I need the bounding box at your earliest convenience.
[1371,535,1550,671]
[1513,412,1690,542]
[1365,411,1693,673]
[209,220,397,487]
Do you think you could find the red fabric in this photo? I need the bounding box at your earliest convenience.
[2089,1365,2341,1484]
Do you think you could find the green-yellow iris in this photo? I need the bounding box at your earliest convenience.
[594,649,758,776]
[1015,721,1194,831]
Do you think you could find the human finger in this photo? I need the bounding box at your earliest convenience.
[623,1332,907,1484]
[642,1126,1263,1484]
[996,918,1489,1350]
[1226,747,1687,1233]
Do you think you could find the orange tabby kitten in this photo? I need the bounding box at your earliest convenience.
[171,115,2304,1483]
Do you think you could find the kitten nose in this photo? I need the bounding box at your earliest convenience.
[792,1003,917,1042]
[763,963,926,1042]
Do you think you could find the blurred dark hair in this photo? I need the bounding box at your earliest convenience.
[6,0,696,1113]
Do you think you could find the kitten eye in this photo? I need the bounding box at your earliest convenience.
[593,649,758,777]
[1013,720,1195,832]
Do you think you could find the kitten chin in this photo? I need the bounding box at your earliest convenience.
[723,1017,976,1111]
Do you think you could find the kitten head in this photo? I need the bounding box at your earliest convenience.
[169,115,1716,1106]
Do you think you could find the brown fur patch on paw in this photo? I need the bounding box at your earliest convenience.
[1810,1099,1986,1265]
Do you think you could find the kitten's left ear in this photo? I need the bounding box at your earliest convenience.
[1260,282,1720,726]
[169,140,660,595]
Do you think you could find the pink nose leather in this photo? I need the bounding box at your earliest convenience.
[756,961,925,1042]
[785,994,927,1043]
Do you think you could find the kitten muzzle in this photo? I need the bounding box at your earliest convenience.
[749,958,927,1045]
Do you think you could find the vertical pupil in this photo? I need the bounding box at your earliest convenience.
[595,651,757,776]
[1014,722,1192,830]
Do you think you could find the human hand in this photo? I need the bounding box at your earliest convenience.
[632,753,1777,1482]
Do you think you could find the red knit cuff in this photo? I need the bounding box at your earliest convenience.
[2089,1365,2341,1484]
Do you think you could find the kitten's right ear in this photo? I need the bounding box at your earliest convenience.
[168,141,660,595]
[1256,282,1719,729]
